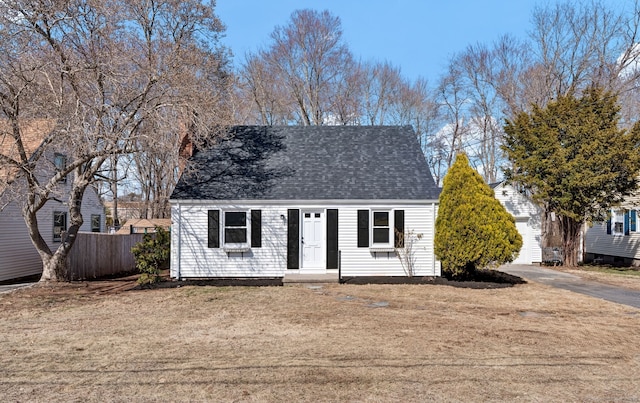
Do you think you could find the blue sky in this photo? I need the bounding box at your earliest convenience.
[211,0,614,84]
[216,0,632,83]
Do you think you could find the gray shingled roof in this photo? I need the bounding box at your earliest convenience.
[171,126,440,201]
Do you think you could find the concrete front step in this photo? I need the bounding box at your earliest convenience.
[282,272,340,285]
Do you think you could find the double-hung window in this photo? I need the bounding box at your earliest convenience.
[208,209,262,250]
[91,214,101,233]
[612,210,625,236]
[372,211,391,245]
[54,153,67,183]
[224,211,247,245]
[53,211,67,242]
[357,209,405,250]
[607,209,637,236]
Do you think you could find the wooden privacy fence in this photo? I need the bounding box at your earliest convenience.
[67,232,145,280]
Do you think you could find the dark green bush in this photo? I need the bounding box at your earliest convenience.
[131,227,170,285]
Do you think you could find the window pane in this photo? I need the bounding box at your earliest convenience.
[225,228,247,243]
[373,228,389,243]
[54,213,65,227]
[53,212,66,241]
[373,212,388,226]
[91,215,100,232]
[54,154,66,170]
[225,212,246,227]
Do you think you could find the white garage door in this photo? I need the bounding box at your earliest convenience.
[513,220,532,264]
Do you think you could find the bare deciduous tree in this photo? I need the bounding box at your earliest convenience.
[0,0,231,281]
[241,9,354,126]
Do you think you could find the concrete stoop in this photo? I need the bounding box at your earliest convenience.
[282,272,340,285]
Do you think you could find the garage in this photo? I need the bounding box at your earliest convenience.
[492,182,542,265]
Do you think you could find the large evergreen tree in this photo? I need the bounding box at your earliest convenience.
[503,86,640,266]
[435,154,522,278]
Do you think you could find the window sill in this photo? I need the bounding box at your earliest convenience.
[223,246,251,253]
[369,246,396,253]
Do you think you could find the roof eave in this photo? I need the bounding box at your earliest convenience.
[169,198,439,206]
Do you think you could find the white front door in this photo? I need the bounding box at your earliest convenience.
[302,210,324,270]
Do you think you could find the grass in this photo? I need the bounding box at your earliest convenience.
[0,277,639,402]
[554,264,640,291]
[579,264,640,277]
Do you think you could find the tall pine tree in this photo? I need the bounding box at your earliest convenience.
[503,86,640,266]
[435,153,522,278]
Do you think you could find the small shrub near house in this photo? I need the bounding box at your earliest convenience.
[131,227,170,285]
[435,153,522,279]
[395,229,423,277]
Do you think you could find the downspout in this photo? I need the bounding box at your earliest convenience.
[432,202,437,276]
[176,202,181,280]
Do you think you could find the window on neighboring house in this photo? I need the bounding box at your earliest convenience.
[613,209,624,235]
[224,211,247,244]
[54,153,67,183]
[372,211,391,245]
[91,214,101,232]
[608,209,634,236]
[53,211,67,242]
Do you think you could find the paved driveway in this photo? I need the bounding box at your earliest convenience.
[500,264,640,309]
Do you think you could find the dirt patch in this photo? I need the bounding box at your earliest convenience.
[0,272,639,402]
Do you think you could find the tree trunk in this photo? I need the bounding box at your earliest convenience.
[559,215,582,267]
[34,179,87,282]
[40,250,69,282]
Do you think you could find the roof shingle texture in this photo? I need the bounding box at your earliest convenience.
[171,125,440,201]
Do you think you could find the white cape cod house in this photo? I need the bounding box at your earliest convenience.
[169,126,441,279]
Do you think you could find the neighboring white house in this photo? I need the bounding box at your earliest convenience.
[0,121,105,282]
[170,126,441,279]
[584,203,640,266]
[0,188,104,282]
[492,182,543,265]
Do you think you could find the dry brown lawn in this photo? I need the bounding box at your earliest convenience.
[0,275,639,402]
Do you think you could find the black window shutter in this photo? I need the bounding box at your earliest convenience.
[287,209,299,269]
[357,210,369,248]
[251,210,262,247]
[326,209,338,269]
[606,217,611,235]
[394,210,405,248]
[207,210,220,248]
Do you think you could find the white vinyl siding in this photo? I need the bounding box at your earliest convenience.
[172,204,286,278]
[171,201,440,279]
[585,219,640,261]
[340,205,439,277]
